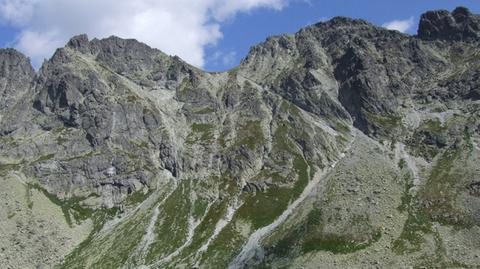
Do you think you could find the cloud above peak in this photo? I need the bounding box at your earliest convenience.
[0,0,288,68]
[382,17,415,33]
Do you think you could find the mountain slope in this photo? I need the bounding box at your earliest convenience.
[0,6,479,269]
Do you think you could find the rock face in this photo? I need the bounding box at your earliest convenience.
[0,49,35,120]
[0,6,479,269]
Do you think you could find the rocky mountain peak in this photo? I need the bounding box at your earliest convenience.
[0,48,35,116]
[0,48,34,77]
[66,34,91,53]
[418,6,480,41]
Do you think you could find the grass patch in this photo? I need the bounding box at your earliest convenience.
[187,123,215,144]
[364,111,402,129]
[126,95,140,103]
[417,146,474,227]
[398,158,407,169]
[0,162,24,173]
[423,119,446,133]
[303,231,381,254]
[194,107,215,114]
[145,180,193,263]
[392,211,432,254]
[235,120,264,150]
[237,156,309,229]
[124,189,152,206]
[34,153,55,162]
[397,173,414,212]
[333,121,351,134]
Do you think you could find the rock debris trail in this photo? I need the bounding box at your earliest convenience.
[150,201,214,267]
[397,143,421,188]
[134,204,160,264]
[228,132,356,269]
[126,181,177,265]
[197,196,242,255]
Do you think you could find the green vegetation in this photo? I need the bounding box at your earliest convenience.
[393,211,432,254]
[124,189,152,206]
[237,125,310,229]
[59,188,178,269]
[126,95,139,103]
[259,207,382,268]
[194,106,215,114]
[397,173,414,212]
[59,206,130,269]
[235,103,314,229]
[34,153,55,162]
[417,146,474,227]
[0,162,24,173]
[333,121,351,134]
[364,111,402,129]
[235,120,264,150]
[423,118,446,133]
[302,210,382,254]
[62,150,96,162]
[398,158,407,169]
[56,135,68,145]
[187,123,215,144]
[394,144,473,255]
[145,180,193,263]
[29,183,96,227]
[238,186,293,229]
[303,231,381,254]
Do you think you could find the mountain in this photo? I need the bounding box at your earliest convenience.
[0,6,479,269]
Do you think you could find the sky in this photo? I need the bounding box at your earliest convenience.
[0,0,478,71]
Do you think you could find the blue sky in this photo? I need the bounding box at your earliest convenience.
[0,0,478,71]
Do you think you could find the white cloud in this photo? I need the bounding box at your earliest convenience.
[382,17,414,33]
[0,0,289,68]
